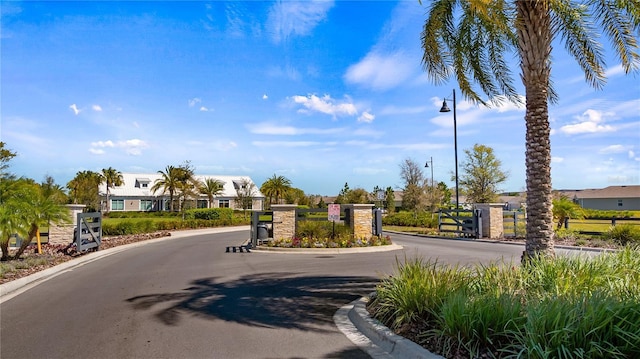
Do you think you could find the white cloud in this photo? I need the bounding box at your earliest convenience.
[89,139,148,156]
[605,64,625,77]
[92,105,102,112]
[69,104,81,115]
[358,111,375,123]
[200,106,209,112]
[379,105,427,116]
[352,128,384,138]
[267,0,334,43]
[344,52,414,91]
[262,94,268,100]
[91,140,115,148]
[252,141,319,147]
[188,97,201,107]
[353,167,388,175]
[290,94,357,117]
[248,123,343,135]
[121,139,149,155]
[213,141,237,151]
[630,150,637,160]
[486,95,526,112]
[599,145,627,154]
[552,156,564,163]
[558,109,616,135]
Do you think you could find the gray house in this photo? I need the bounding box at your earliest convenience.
[563,185,640,211]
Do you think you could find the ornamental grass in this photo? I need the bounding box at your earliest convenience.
[369,247,640,358]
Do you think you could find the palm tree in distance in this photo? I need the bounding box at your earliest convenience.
[260,174,292,207]
[200,178,225,208]
[420,1,638,261]
[151,165,181,211]
[101,167,124,213]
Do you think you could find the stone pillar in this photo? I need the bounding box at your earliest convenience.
[345,204,374,239]
[49,204,86,245]
[271,204,297,240]
[475,203,504,239]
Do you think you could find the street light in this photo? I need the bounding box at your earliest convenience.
[424,156,433,187]
[439,89,459,212]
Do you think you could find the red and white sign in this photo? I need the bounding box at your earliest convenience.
[328,204,340,222]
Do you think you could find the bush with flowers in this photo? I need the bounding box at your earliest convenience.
[266,234,391,248]
[264,220,392,248]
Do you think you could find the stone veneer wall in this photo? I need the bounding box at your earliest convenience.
[345,204,374,239]
[475,203,504,239]
[270,204,375,241]
[271,204,297,240]
[49,204,86,245]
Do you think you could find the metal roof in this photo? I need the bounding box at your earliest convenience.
[560,185,639,199]
[99,173,264,198]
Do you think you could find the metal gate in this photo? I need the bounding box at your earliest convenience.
[250,211,273,247]
[438,209,479,238]
[503,211,526,238]
[74,212,102,252]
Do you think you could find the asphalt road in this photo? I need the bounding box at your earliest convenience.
[1,229,528,359]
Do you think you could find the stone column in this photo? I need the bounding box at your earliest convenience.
[271,204,297,240]
[345,204,374,239]
[475,203,504,239]
[49,204,86,245]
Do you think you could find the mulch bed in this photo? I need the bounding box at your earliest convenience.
[0,232,171,285]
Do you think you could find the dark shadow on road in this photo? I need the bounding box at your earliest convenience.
[261,347,370,359]
[126,273,379,333]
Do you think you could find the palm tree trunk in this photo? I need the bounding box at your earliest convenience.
[1,236,10,261]
[517,0,556,261]
[105,187,110,213]
[13,223,37,259]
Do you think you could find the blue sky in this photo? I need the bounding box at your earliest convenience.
[2,1,639,196]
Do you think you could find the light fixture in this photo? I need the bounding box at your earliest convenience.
[439,89,459,212]
[424,156,433,187]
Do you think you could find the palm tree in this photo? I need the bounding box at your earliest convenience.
[200,178,225,208]
[420,1,639,261]
[13,180,71,258]
[260,174,292,207]
[101,167,124,213]
[552,195,585,230]
[0,179,30,261]
[66,170,102,211]
[151,165,181,211]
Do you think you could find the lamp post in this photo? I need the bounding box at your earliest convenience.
[439,89,459,212]
[424,156,434,187]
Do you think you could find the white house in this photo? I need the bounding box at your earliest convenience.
[99,173,265,212]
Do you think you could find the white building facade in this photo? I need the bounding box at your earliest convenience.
[99,173,265,212]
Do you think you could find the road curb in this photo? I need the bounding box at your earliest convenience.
[250,243,404,254]
[0,226,249,302]
[336,296,444,359]
[383,230,616,253]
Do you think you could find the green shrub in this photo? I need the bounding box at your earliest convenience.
[583,209,636,219]
[605,224,640,246]
[106,211,181,219]
[102,219,158,235]
[295,220,350,239]
[382,211,438,227]
[184,208,233,221]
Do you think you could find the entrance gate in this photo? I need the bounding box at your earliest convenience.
[249,206,384,247]
[74,212,102,252]
[438,209,480,238]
